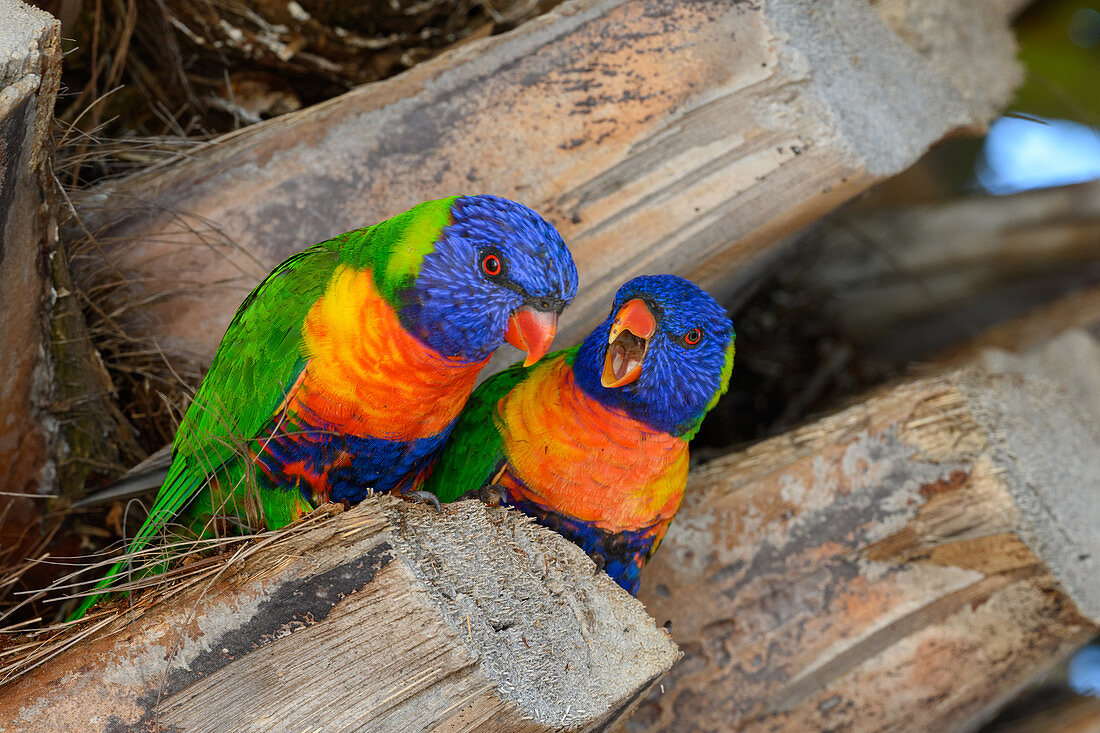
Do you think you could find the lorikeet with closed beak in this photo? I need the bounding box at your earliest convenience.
[72,194,577,618]
[425,275,734,594]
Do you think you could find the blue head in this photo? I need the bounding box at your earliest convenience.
[574,275,735,437]
[403,195,579,363]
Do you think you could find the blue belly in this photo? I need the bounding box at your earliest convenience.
[505,495,655,596]
[255,412,454,503]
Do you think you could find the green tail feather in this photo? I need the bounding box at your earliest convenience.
[68,461,203,620]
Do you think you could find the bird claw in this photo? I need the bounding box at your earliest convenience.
[406,490,443,513]
[458,483,508,507]
[589,552,606,574]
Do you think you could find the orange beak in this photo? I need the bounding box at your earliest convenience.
[505,306,559,367]
[601,298,657,388]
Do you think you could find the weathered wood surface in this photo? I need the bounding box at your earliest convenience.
[0,1,61,543]
[0,496,678,732]
[628,332,1100,732]
[799,179,1100,362]
[75,0,1025,377]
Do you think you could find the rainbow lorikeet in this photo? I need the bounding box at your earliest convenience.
[425,275,734,594]
[73,195,577,618]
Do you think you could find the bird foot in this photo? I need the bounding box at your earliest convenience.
[589,552,606,574]
[406,490,443,513]
[458,483,508,507]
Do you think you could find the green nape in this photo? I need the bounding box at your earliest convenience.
[340,196,459,307]
[680,336,735,441]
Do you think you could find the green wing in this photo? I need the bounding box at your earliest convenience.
[69,242,340,619]
[173,244,338,483]
[424,361,530,503]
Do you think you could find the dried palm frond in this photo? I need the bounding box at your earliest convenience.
[0,504,346,687]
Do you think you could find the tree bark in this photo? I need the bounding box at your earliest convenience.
[0,1,61,549]
[799,180,1100,363]
[0,496,678,732]
[74,0,1026,377]
[629,331,1100,733]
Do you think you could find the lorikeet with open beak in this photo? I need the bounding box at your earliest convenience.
[71,195,577,618]
[425,275,734,594]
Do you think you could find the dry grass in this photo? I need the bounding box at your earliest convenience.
[51,0,556,181]
[0,504,346,687]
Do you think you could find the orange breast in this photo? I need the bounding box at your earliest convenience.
[497,356,688,532]
[293,265,488,440]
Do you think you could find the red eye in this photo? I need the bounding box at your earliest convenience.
[482,254,502,276]
[684,328,703,346]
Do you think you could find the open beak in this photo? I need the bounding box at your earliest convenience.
[601,298,656,388]
[505,306,559,367]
